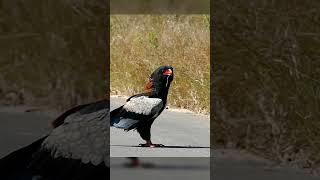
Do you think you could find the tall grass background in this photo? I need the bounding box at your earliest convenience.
[0,0,107,111]
[213,0,320,170]
[111,15,210,114]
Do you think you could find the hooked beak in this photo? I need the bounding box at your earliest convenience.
[163,69,173,76]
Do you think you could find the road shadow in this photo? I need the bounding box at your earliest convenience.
[111,145,210,149]
[112,163,209,171]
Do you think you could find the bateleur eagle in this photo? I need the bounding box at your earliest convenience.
[0,99,110,180]
[111,65,174,147]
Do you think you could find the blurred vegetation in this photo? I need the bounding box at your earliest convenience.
[110,15,210,114]
[213,0,320,170]
[0,0,107,111]
[110,0,209,13]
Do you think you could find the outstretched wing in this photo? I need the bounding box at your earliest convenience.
[40,99,109,166]
[111,96,163,130]
[51,103,92,128]
[0,99,110,179]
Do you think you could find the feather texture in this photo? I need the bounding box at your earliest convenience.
[123,96,163,115]
[111,97,163,130]
[0,99,110,179]
[42,108,109,166]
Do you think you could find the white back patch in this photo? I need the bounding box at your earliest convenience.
[123,96,163,115]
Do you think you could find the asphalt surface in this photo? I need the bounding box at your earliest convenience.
[212,150,319,180]
[0,104,319,179]
[110,157,210,180]
[110,96,210,157]
[111,155,319,180]
[0,106,54,157]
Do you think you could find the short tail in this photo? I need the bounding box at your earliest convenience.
[110,106,138,131]
[110,105,125,127]
[0,136,47,179]
[112,117,139,131]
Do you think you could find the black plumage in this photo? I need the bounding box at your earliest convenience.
[0,99,109,180]
[111,65,174,147]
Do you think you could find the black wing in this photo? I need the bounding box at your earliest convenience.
[0,99,109,180]
[110,96,163,131]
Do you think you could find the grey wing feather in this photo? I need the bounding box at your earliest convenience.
[41,108,109,166]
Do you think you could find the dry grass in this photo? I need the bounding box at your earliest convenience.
[111,15,210,114]
[213,0,320,170]
[0,0,106,111]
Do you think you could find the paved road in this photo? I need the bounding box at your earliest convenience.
[212,149,319,180]
[111,154,319,180]
[0,106,54,157]
[0,105,318,179]
[110,96,210,157]
[111,157,210,180]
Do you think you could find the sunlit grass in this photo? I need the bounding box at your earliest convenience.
[111,15,210,114]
